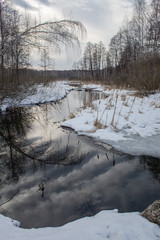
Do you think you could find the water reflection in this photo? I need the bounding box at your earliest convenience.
[139,156,160,182]
[0,108,32,180]
[0,90,160,228]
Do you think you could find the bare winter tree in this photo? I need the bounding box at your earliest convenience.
[106,0,160,90]
[83,42,95,79]
[79,41,107,80]
[0,0,86,88]
[148,0,160,53]
[40,48,55,79]
[132,0,148,54]
[0,0,15,84]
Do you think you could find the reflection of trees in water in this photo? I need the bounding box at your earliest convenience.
[139,156,160,182]
[55,90,107,117]
[81,90,106,108]
[0,107,85,184]
[1,104,159,188]
[26,131,85,166]
[0,108,32,181]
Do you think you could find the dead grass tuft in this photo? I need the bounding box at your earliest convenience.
[155,105,160,108]
[139,110,143,114]
[94,118,103,129]
[69,113,75,119]
[88,129,96,133]
[121,94,126,101]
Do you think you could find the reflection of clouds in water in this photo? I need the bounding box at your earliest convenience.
[1,152,160,228]
[25,91,107,156]
[1,91,160,228]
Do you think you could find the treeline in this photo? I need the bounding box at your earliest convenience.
[73,0,160,92]
[0,0,86,89]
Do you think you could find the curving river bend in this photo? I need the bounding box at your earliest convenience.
[0,88,160,228]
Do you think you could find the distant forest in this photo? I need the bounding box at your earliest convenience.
[0,0,160,93]
[73,0,160,92]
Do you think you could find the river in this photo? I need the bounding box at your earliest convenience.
[0,88,160,228]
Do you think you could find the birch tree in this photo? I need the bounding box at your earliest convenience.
[0,0,86,87]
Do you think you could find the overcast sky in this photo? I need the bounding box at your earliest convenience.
[13,0,134,70]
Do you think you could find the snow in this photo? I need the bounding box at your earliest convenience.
[62,86,160,158]
[0,81,73,112]
[82,83,104,92]
[0,210,160,240]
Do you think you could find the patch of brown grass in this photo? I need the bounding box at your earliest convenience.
[139,110,143,114]
[121,94,126,101]
[155,105,160,108]
[69,113,75,119]
[94,118,103,129]
[88,129,96,133]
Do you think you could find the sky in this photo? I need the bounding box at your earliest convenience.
[13,0,134,70]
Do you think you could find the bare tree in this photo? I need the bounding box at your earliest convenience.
[148,0,160,52]
[0,0,86,88]
[20,18,86,55]
[83,42,94,79]
[40,48,55,79]
[0,0,14,85]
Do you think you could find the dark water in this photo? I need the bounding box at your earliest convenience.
[0,89,160,229]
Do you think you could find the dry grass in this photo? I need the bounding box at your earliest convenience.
[121,94,126,101]
[88,129,95,133]
[111,92,118,126]
[115,104,122,128]
[69,113,75,119]
[155,105,160,109]
[126,97,136,121]
[139,110,143,114]
[94,118,103,129]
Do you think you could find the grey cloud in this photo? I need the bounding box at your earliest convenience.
[14,0,37,10]
[37,0,52,6]
[53,0,91,11]
[68,1,112,32]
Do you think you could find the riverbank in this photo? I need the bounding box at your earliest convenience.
[0,81,74,112]
[62,84,160,158]
[1,80,160,157]
[0,209,160,240]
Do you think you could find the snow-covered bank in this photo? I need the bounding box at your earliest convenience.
[1,81,160,157]
[0,81,73,112]
[62,85,160,158]
[1,210,160,240]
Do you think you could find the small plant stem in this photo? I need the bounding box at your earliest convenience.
[115,104,122,129]
[127,97,136,121]
[111,91,118,127]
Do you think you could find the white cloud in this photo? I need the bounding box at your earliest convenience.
[54,0,91,11]
[13,0,134,69]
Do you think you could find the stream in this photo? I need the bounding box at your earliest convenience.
[0,88,160,228]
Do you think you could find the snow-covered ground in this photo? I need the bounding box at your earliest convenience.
[1,210,160,240]
[0,81,73,112]
[62,84,160,158]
